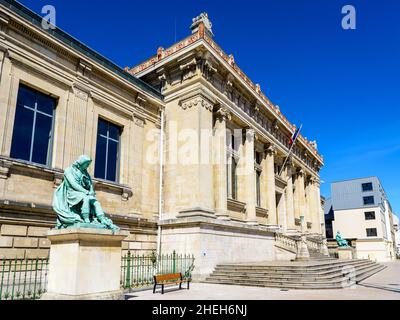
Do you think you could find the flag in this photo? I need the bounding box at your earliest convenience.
[289,124,302,146]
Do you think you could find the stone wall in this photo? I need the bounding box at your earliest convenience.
[0,203,158,260]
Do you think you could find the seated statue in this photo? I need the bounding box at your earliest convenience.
[53,155,119,232]
[335,231,349,248]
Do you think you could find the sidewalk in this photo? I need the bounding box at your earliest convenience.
[127,261,400,300]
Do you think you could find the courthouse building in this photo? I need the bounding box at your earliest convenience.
[0,1,325,279]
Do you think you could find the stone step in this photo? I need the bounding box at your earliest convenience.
[207,263,383,284]
[211,262,377,280]
[214,260,374,273]
[204,260,386,289]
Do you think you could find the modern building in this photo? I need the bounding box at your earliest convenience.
[0,1,326,279]
[324,177,396,262]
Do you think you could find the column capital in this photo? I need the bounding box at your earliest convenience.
[264,144,276,156]
[214,104,231,122]
[295,167,305,177]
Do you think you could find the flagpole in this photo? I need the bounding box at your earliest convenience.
[278,124,302,177]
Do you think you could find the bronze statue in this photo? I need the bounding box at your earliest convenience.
[52,155,119,232]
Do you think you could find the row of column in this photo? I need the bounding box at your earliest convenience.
[213,106,322,234]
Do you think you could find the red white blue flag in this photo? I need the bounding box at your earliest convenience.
[289,124,302,146]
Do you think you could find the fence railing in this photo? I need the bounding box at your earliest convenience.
[0,258,49,300]
[121,251,195,289]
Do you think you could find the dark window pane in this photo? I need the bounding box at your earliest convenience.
[363,196,374,205]
[97,119,108,137]
[362,182,373,192]
[31,113,53,165]
[366,228,377,237]
[10,104,34,161]
[364,211,376,220]
[17,85,36,109]
[106,140,118,182]
[36,93,55,115]
[108,123,120,141]
[94,136,107,179]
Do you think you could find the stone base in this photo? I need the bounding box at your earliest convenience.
[41,289,123,300]
[44,228,128,300]
[338,247,354,260]
[159,216,276,281]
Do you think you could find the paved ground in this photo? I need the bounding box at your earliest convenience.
[127,262,400,300]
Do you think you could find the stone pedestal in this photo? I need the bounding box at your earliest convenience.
[338,247,354,260]
[42,228,128,300]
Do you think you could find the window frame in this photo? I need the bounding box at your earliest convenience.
[10,84,56,167]
[361,182,373,192]
[364,211,376,220]
[363,196,375,206]
[366,228,377,237]
[94,117,121,183]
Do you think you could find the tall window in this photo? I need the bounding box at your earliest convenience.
[94,118,121,182]
[10,85,56,166]
[366,228,377,237]
[362,182,373,192]
[255,151,262,207]
[226,129,238,200]
[363,196,375,205]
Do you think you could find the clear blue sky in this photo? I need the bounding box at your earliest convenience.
[18,0,400,215]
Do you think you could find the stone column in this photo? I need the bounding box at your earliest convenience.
[293,168,306,225]
[243,129,257,225]
[305,175,313,232]
[314,179,323,235]
[213,106,231,220]
[264,145,277,226]
[284,159,296,230]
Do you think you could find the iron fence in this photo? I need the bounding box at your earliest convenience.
[0,258,49,300]
[121,251,195,289]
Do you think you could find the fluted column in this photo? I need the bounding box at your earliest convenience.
[314,179,323,235]
[284,159,296,230]
[293,168,306,225]
[305,175,313,232]
[265,145,277,225]
[243,129,257,225]
[213,106,231,220]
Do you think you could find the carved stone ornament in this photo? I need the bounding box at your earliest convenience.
[214,105,231,121]
[180,96,213,112]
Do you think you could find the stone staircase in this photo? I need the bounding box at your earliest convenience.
[204,259,386,289]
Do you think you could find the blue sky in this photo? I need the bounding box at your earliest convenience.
[18,0,400,215]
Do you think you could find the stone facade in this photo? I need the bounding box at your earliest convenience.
[0,1,161,258]
[0,2,326,276]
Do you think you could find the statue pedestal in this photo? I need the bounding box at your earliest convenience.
[338,247,354,260]
[42,228,128,300]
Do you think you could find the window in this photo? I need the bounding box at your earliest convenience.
[10,85,56,166]
[366,228,377,237]
[362,182,373,192]
[364,211,376,220]
[255,151,262,207]
[94,118,121,182]
[226,129,239,200]
[363,196,375,205]
[256,171,261,207]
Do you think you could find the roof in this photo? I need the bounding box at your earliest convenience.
[126,18,323,162]
[0,0,164,101]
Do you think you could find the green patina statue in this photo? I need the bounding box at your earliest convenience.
[335,231,350,248]
[52,155,119,232]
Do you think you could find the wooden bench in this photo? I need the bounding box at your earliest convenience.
[153,273,190,294]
